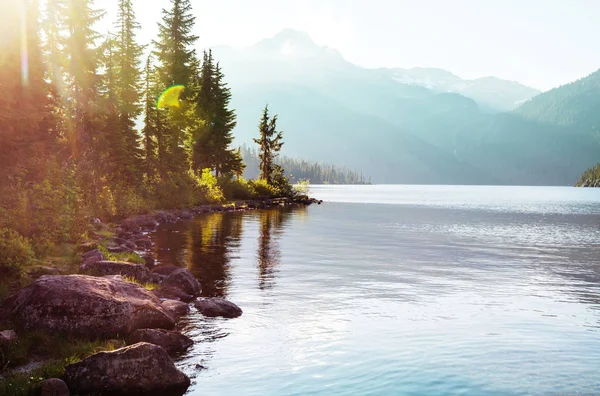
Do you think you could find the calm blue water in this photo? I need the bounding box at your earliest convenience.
[151,185,600,395]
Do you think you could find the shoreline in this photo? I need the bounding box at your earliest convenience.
[0,196,321,395]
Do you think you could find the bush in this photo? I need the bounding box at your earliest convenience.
[0,228,35,274]
[248,179,277,198]
[293,179,310,197]
[218,176,255,200]
[152,169,224,209]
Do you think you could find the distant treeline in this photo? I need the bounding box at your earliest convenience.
[240,146,371,184]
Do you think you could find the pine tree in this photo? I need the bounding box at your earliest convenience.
[211,63,239,177]
[112,0,144,183]
[63,0,104,161]
[42,0,67,145]
[0,0,52,183]
[153,0,199,175]
[253,105,284,184]
[142,55,159,179]
[191,50,216,172]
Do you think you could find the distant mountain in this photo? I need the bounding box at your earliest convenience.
[384,67,541,112]
[210,29,600,186]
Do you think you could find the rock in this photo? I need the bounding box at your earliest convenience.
[0,275,174,338]
[65,342,190,396]
[162,300,190,319]
[153,287,194,303]
[82,249,106,264]
[134,237,153,249]
[144,255,156,267]
[107,245,134,254]
[80,261,154,284]
[152,265,181,277]
[133,215,160,230]
[152,273,166,283]
[27,265,61,277]
[194,298,242,318]
[178,210,194,219]
[128,329,193,356]
[159,269,201,302]
[0,329,17,344]
[121,219,141,233]
[33,378,70,396]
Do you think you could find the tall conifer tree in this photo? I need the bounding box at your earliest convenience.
[254,105,284,184]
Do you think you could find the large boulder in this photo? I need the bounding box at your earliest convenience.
[156,269,201,303]
[33,378,70,396]
[152,265,181,276]
[128,329,193,356]
[194,298,243,318]
[65,342,190,396]
[80,261,154,284]
[162,300,190,319]
[81,249,106,266]
[0,275,174,338]
[162,269,201,296]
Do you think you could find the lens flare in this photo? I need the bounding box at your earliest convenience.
[157,85,185,109]
[19,0,28,86]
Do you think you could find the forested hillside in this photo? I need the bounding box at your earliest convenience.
[240,146,370,184]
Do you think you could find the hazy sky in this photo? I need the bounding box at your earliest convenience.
[95,0,600,91]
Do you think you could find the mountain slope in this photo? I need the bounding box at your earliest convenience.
[212,29,600,186]
[385,67,541,112]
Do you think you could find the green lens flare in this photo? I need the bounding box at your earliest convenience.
[157,85,185,109]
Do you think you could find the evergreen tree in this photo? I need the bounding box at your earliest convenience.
[212,63,239,176]
[253,105,284,184]
[153,0,199,175]
[142,55,159,179]
[112,0,144,183]
[191,50,216,171]
[63,0,104,161]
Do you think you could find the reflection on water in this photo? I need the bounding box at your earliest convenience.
[152,207,299,296]
[150,186,600,395]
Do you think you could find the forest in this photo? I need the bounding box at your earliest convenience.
[0,0,303,271]
[240,145,371,185]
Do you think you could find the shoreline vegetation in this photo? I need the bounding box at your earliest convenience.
[0,197,321,395]
[575,164,600,187]
[0,0,326,394]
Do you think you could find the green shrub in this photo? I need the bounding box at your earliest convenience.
[218,176,256,200]
[0,229,35,274]
[293,179,310,197]
[248,179,277,198]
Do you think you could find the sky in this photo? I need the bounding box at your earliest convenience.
[95,0,600,91]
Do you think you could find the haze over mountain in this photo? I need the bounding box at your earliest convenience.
[212,29,600,185]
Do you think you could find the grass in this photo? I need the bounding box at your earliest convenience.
[0,332,124,396]
[96,245,145,265]
[122,275,158,291]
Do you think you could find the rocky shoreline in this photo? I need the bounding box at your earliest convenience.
[0,196,321,395]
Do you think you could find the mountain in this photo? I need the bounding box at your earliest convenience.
[384,67,541,112]
[211,29,600,186]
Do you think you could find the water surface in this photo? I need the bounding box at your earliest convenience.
[151,185,600,395]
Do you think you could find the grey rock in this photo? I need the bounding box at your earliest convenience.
[0,275,174,338]
[161,268,201,297]
[128,329,193,356]
[152,265,181,277]
[65,342,190,396]
[33,378,70,396]
[162,300,190,319]
[194,298,243,318]
[80,260,154,284]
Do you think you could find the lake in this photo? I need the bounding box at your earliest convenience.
[150,185,600,395]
